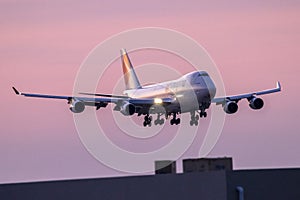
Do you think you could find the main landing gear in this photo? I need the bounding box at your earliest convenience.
[170,113,180,125]
[199,110,207,118]
[143,114,152,127]
[143,114,164,127]
[143,110,207,127]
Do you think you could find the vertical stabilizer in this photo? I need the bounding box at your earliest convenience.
[121,49,142,90]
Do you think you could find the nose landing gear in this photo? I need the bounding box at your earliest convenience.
[154,113,164,125]
[190,109,208,126]
[190,111,199,126]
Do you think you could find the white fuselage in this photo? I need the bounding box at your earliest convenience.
[123,71,216,113]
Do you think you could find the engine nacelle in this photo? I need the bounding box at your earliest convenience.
[120,102,135,116]
[249,97,264,110]
[69,100,85,113]
[223,101,238,114]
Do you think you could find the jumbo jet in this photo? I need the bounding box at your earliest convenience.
[12,49,281,127]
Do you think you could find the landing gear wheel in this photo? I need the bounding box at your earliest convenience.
[170,119,174,125]
[200,111,207,118]
[194,120,198,126]
[143,114,152,127]
[170,113,180,125]
[190,111,200,126]
[154,114,164,126]
[159,119,164,125]
[154,119,164,125]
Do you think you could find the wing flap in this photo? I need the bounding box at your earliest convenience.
[79,92,129,99]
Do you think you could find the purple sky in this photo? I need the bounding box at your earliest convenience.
[1,0,300,183]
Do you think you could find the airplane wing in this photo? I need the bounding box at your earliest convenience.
[12,87,174,113]
[212,81,281,105]
[12,87,118,103]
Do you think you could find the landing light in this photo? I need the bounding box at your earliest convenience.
[154,98,163,104]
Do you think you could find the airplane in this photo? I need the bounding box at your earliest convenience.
[12,49,281,127]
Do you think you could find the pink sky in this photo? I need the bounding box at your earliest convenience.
[1,0,300,183]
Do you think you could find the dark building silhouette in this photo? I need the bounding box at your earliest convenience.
[183,157,233,172]
[155,160,177,174]
[1,158,300,200]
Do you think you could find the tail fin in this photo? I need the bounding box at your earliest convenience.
[121,49,142,90]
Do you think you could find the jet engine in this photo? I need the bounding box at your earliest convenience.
[249,97,264,110]
[120,102,135,116]
[223,101,238,114]
[69,100,85,113]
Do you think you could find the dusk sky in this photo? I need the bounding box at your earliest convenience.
[1,0,300,183]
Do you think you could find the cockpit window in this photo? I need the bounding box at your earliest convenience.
[192,74,203,84]
[198,72,208,76]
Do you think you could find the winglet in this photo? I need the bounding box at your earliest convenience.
[12,87,20,95]
[276,81,281,91]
